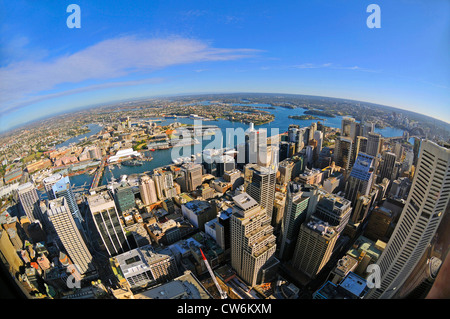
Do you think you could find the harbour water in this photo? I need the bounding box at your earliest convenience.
[67,103,406,192]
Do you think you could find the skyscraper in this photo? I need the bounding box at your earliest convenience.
[52,175,84,224]
[291,216,338,279]
[314,192,352,234]
[355,136,368,157]
[87,190,131,256]
[114,185,136,213]
[139,175,158,206]
[341,117,356,139]
[43,173,62,200]
[17,182,42,223]
[314,130,323,154]
[367,132,382,157]
[47,197,95,276]
[243,164,276,221]
[344,153,375,206]
[334,136,353,170]
[180,163,203,192]
[365,140,450,299]
[377,151,397,183]
[230,193,277,287]
[279,182,311,261]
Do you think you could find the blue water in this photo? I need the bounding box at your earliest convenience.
[55,123,103,149]
[68,103,406,190]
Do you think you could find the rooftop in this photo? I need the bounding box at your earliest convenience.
[134,270,212,299]
[232,192,258,211]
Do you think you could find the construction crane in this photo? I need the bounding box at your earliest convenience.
[199,248,227,299]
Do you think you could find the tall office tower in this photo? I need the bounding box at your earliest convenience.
[43,173,63,200]
[153,169,176,199]
[314,130,323,154]
[367,132,382,157]
[139,175,158,205]
[355,136,368,157]
[52,175,84,224]
[344,153,375,206]
[318,146,333,168]
[114,185,135,213]
[341,117,362,168]
[288,124,301,154]
[278,159,295,185]
[17,182,42,223]
[152,170,166,200]
[341,117,356,139]
[243,164,276,221]
[279,182,311,261]
[402,149,414,172]
[245,122,258,164]
[47,197,95,276]
[412,137,421,167]
[334,136,353,170]
[310,122,317,139]
[87,190,131,256]
[351,193,372,224]
[180,163,203,192]
[365,140,450,299]
[362,121,375,137]
[272,191,286,237]
[230,193,277,287]
[314,192,352,234]
[393,142,403,159]
[291,216,338,279]
[279,141,290,162]
[377,151,397,183]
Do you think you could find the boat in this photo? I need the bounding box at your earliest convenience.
[122,159,143,167]
[150,149,156,151]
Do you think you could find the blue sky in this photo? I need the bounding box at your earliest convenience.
[1,0,449,132]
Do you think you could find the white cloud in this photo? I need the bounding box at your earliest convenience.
[0,35,258,115]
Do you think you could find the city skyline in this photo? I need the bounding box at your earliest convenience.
[1,1,449,132]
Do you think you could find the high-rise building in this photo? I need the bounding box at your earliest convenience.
[365,140,450,299]
[230,193,277,287]
[139,175,158,206]
[278,159,295,185]
[180,163,203,192]
[314,192,352,234]
[355,136,368,157]
[291,216,338,279]
[362,121,375,137]
[87,190,131,256]
[341,117,356,139]
[377,151,397,183]
[152,169,176,200]
[17,182,42,223]
[367,132,382,157]
[113,244,178,290]
[243,164,276,221]
[43,174,63,200]
[47,197,95,276]
[279,182,311,261]
[52,175,84,224]
[114,185,135,213]
[344,153,375,206]
[334,136,353,171]
[314,130,323,155]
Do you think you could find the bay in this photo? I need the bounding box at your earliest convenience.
[69,104,406,190]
